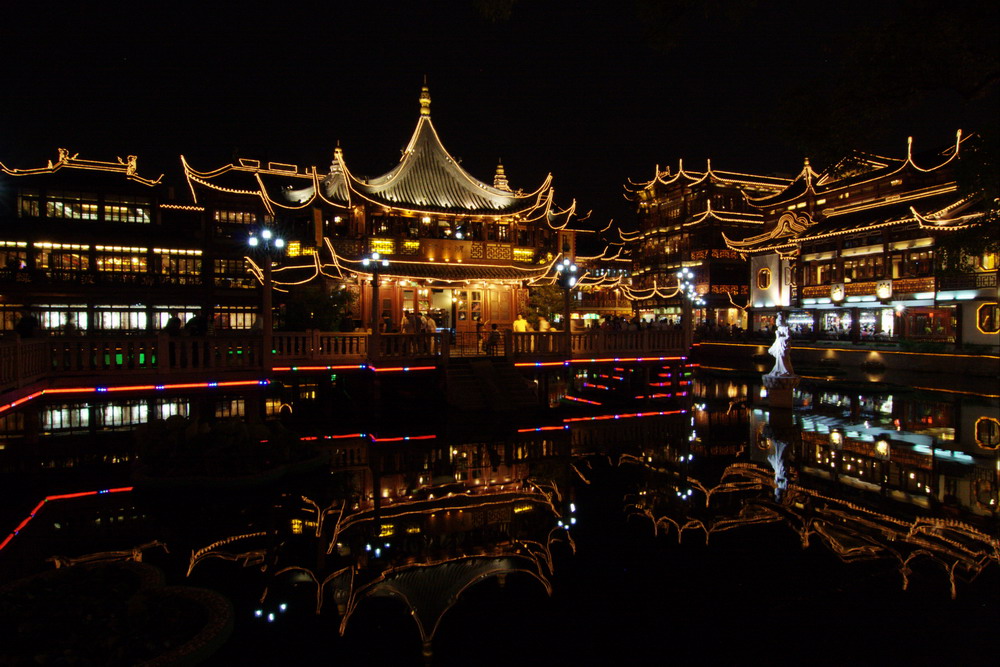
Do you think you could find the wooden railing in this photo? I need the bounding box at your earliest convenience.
[0,329,689,394]
[506,329,687,359]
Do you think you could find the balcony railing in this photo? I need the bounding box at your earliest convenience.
[938,272,998,290]
[0,328,690,397]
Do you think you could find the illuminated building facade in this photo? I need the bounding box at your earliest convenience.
[0,87,585,336]
[725,133,998,347]
[0,150,260,334]
[181,85,583,334]
[625,163,790,327]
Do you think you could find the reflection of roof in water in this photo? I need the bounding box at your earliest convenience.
[625,459,999,598]
[344,556,553,644]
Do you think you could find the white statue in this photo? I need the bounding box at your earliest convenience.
[764,427,789,501]
[766,313,793,377]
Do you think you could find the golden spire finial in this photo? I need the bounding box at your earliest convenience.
[419,80,431,117]
[494,159,511,191]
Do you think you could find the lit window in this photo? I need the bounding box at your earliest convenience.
[104,195,152,223]
[756,268,771,290]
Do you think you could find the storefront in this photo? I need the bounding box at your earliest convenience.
[897,306,956,341]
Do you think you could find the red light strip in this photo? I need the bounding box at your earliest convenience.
[1,486,134,553]
[564,395,603,406]
[273,365,366,372]
[516,425,569,433]
[581,383,611,391]
[0,380,272,415]
[0,391,46,415]
[516,355,687,367]
[562,409,686,423]
[369,365,437,373]
[370,434,437,442]
[38,387,96,394]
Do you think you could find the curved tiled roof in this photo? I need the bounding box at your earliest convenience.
[182,88,559,219]
[624,159,791,201]
[1,148,163,186]
[345,91,551,214]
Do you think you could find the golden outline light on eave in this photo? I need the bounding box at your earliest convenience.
[1,148,163,186]
[625,158,791,198]
[683,200,766,227]
[723,211,813,252]
[748,131,967,209]
[354,89,553,213]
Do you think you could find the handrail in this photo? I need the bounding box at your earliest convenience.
[0,329,688,394]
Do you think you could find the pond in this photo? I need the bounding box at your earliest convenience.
[1,372,997,665]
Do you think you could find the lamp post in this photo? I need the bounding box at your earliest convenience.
[676,267,704,348]
[362,251,389,359]
[248,227,285,370]
[556,258,578,356]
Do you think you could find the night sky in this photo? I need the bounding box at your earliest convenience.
[3,0,996,225]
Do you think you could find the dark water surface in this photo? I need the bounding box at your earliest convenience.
[1,373,998,665]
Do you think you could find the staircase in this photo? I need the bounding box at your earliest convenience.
[445,358,539,412]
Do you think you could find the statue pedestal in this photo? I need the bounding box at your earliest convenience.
[762,373,800,410]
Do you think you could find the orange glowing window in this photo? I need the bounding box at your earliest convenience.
[977,303,999,334]
[756,268,771,290]
[975,417,1000,450]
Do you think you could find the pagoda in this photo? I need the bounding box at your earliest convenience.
[182,85,582,333]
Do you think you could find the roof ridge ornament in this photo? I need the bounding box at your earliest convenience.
[419,83,431,117]
[494,159,511,191]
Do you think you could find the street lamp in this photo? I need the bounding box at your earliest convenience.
[675,268,705,307]
[362,251,389,358]
[248,227,285,369]
[556,258,578,355]
[676,267,704,344]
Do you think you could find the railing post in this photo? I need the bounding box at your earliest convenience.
[439,332,449,369]
[311,329,321,361]
[15,337,24,388]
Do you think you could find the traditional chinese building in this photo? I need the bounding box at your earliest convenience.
[182,85,583,333]
[724,132,998,347]
[0,150,259,333]
[624,162,791,327]
[0,86,589,337]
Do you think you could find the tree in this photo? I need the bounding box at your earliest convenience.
[282,283,356,331]
[527,284,565,326]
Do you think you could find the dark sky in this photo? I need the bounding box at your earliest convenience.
[2,0,996,225]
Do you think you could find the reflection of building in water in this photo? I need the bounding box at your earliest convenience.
[0,394,267,474]
[623,398,999,597]
[186,432,575,658]
[627,453,998,597]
